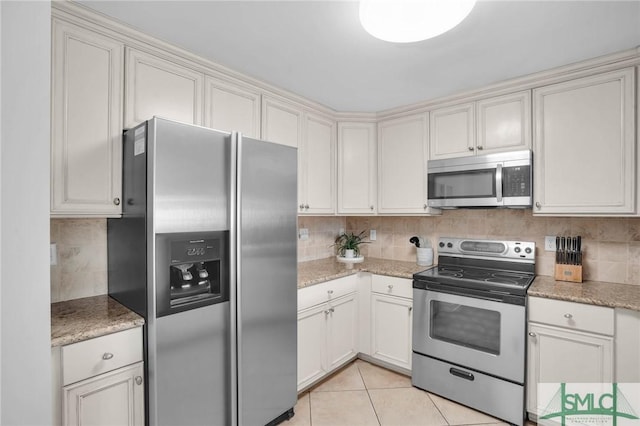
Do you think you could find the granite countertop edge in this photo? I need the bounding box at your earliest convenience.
[527,275,640,311]
[300,258,640,312]
[51,294,145,347]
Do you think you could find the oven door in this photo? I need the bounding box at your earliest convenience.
[412,288,525,383]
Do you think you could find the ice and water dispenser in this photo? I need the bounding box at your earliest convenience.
[155,231,229,317]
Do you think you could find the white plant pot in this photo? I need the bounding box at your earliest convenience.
[343,249,355,258]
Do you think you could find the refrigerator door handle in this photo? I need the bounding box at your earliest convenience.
[229,131,239,426]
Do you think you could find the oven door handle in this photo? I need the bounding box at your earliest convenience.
[449,367,475,381]
[496,163,503,203]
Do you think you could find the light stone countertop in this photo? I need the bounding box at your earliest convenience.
[51,294,145,347]
[528,275,640,311]
[298,257,431,288]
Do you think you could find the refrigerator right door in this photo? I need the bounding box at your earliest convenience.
[236,135,298,425]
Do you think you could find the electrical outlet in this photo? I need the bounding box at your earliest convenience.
[370,230,377,241]
[544,236,557,251]
[339,228,345,236]
[50,243,58,266]
[298,228,309,240]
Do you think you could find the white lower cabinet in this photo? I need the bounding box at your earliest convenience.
[297,277,359,391]
[527,297,614,418]
[52,327,145,426]
[370,276,413,371]
[64,362,144,426]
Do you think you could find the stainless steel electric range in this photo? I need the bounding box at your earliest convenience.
[411,237,536,426]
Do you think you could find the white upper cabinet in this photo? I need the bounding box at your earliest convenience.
[261,96,301,148]
[125,48,203,128]
[337,122,377,215]
[51,19,124,216]
[430,91,531,160]
[204,76,261,137]
[300,112,337,215]
[476,91,531,154]
[378,113,437,215]
[429,102,475,159]
[533,68,636,215]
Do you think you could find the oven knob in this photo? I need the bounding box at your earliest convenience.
[439,242,445,248]
[447,242,453,248]
[525,247,532,254]
[514,247,521,253]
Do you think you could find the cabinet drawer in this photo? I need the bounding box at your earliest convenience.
[529,297,613,335]
[298,275,358,311]
[371,275,412,299]
[62,327,143,386]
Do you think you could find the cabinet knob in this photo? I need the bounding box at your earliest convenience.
[468,146,474,151]
[102,352,114,360]
[388,285,393,290]
[535,202,541,209]
[327,290,333,295]
[135,376,143,386]
[305,204,310,210]
[299,204,304,210]
[477,146,484,150]
[113,198,121,206]
[408,306,413,313]
[528,332,536,337]
[423,204,427,210]
[564,313,573,319]
[370,205,374,210]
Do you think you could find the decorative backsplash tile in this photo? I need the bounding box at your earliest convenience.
[52,211,640,302]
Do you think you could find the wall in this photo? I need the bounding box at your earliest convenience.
[53,210,640,302]
[1,1,51,424]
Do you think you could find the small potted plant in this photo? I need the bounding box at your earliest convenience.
[333,230,369,259]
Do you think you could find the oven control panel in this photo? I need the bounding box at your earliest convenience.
[437,237,535,261]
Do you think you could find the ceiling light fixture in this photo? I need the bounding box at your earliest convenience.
[359,0,477,43]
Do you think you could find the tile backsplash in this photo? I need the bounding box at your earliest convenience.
[52,210,640,301]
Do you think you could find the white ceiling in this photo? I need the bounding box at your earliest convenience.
[79,0,640,113]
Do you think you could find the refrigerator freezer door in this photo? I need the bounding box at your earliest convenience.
[236,136,298,425]
[153,302,231,426]
[150,117,231,234]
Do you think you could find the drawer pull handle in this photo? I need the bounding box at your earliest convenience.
[564,313,573,319]
[528,332,536,337]
[102,352,114,360]
[449,367,474,381]
[135,376,143,386]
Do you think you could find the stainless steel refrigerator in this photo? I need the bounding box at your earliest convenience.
[108,117,298,426]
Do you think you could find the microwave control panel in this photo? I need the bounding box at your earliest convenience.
[502,165,531,197]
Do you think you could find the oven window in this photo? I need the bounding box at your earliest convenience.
[428,169,495,199]
[430,300,500,355]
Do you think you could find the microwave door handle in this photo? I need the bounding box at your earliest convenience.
[496,164,503,203]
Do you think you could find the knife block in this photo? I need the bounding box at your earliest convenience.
[554,264,583,283]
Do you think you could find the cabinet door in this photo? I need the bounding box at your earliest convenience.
[326,293,358,371]
[51,19,124,216]
[371,293,413,370]
[261,96,301,148]
[429,102,475,160]
[337,122,377,214]
[476,90,531,154]
[125,48,203,128]
[203,76,260,137]
[527,323,613,416]
[301,113,336,215]
[64,362,144,426]
[533,68,636,215]
[378,113,433,214]
[297,304,327,391]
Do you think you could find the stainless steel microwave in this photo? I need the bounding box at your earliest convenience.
[427,150,532,209]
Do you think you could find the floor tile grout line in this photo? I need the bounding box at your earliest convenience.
[356,361,383,426]
[426,392,452,426]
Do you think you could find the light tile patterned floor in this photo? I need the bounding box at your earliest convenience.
[287,359,535,426]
